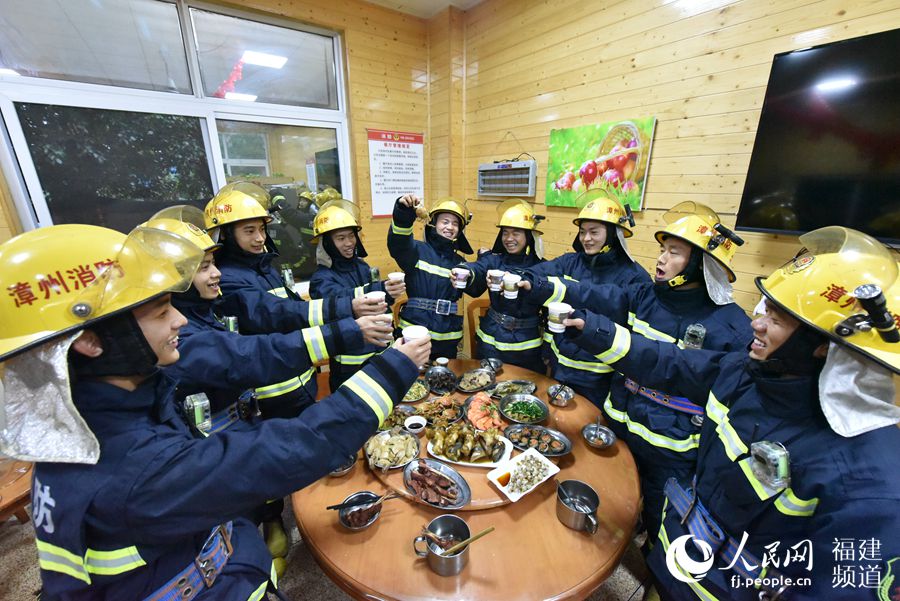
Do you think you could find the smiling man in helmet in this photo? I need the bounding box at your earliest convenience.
[455,198,547,373]
[388,194,473,359]
[523,189,649,404]
[0,223,429,600]
[309,198,406,389]
[562,226,900,600]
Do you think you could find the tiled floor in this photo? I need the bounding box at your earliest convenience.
[0,506,650,600]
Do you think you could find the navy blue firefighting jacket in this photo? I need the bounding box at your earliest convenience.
[387,201,467,359]
[460,251,545,373]
[216,247,353,417]
[548,280,750,537]
[309,255,392,387]
[32,349,417,600]
[525,249,648,403]
[572,310,900,601]
[166,291,362,430]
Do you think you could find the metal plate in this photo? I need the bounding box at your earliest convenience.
[461,393,508,431]
[415,397,464,426]
[456,368,497,393]
[427,436,513,469]
[378,405,417,431]
[504,424,573,457]
[499,394,549,424]
[364,429,420,471]
[487,380,537,398]
[402,379,430,403]
[338,491,381,530]
[403,458,471,510]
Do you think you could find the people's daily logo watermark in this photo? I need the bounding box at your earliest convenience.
[666,534,715,583]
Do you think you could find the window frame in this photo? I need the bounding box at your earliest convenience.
[0,0,352,232]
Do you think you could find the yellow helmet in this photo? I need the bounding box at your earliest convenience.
[496,199,543,234]
[0,224,203,362]
[312,199,361,241]
[314,187,343,207]
[145,205,221,253]
[572,189,633,237]
[757,226,899,373]
[429,198,471,227]
[204,182,273,230]
[655,201,743,283]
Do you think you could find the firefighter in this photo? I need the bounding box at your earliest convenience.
[524,189,649,404]
[563,226,900,601]
[309,199,405,389]
[204,181,387,419]
[0,223,430,599]
[387,194,473,359]
[524,201,751,542]
[456,198,547,373]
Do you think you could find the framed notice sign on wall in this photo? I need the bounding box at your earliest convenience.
[367,129,424,217]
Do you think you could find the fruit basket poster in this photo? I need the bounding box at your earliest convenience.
[545,117,657,210]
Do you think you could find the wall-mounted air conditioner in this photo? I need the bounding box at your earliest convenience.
[477,160,537,197]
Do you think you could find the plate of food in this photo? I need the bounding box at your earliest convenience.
[415,395,464,426]
[504,424,572,457]
[378,404,417,431]
[487,380,537,398]
[464,391,508,431]
[426,422,511,468]
[402,379,430,403]
[456,368,496,393]
[364,427,420,471]
[403,458,471,510]
[499,394,550,424]
[486,448,560,503]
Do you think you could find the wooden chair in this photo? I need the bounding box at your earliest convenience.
[466,298,491,359]
[0,460,32,525]
[392,298,407,326]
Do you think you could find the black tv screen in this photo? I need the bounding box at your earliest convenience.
[736,28,900,244]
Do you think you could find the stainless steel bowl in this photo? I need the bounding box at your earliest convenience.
[480,358,503,373]
[547,384,575,407]
[456,367,496,393]
[329,454,357,477]
[424,365,458,395]
[338,491,381,530]
[582,423,616,449]
[499,394,549,424]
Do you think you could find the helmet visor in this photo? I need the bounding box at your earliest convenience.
[795,226,898,289]
[69,226,204,322]
[662,201,721,226]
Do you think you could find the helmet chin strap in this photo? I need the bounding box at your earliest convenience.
[661,243,703,289]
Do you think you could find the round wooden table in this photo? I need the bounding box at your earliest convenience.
[291,360,640,600]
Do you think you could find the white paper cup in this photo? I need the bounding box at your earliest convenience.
[451,268,470,289]
[365,290,387,303]
[487,269,505,292]
[502,273,522,299]
[547,302,573,333]
[402,325,430,343]
[388,272,405,283]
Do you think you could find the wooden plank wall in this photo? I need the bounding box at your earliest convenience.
[458,0,900,312]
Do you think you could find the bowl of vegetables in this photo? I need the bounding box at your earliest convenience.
[499,394,549,425]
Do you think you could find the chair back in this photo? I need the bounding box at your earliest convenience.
[466,298,491,358]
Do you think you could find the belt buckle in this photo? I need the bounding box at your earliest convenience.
[501,313,516,330]
[196,524,233,587]
[237,391,260,421]
[435,299,452,315]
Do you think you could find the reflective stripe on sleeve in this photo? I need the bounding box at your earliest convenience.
[36,540,92,584]
[84,547,146,576]
[353,285,366,298]
[603,396,700,453]
[335,352,377,365]
[476,327,542,352]
[343,371,392,425]
[592,322,631,364]
[302,326,329,363]
[544,276,567,306]
[268,287,289,299]
[249,580,268,601]
[307,299,325,325]
[542,333,614,374]
[399,318,462,341]
[414,260,452,278]
[391,221,413,235]
[254,368,314,400]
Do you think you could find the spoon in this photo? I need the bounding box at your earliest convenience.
[441,526,495,556]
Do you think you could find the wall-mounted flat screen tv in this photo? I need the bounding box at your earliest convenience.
[735,28,900,244]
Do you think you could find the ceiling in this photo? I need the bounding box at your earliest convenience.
[362,0,485,18]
